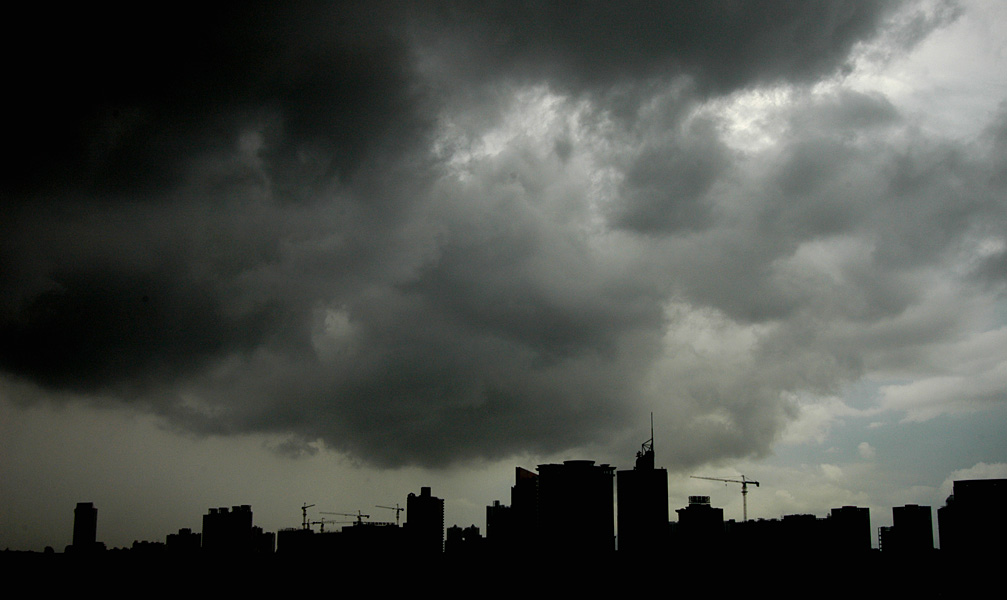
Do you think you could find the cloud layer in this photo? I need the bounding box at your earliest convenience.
[3,2,1004,468]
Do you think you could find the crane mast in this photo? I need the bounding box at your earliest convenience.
[300,503,316,530]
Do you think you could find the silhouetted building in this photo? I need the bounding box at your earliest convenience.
[725,509,870,557]
[166,527,201,553]
[485,500,514,552]
[537,460,615,554]
[783,513,822,551]
[68,502,105,553]
[202,505,272,553]
[727,517,786,554]
[278,518,398,556]
[878,525,895,552]
[884,504,933,553]
[445,524,483,554]
[406,486,444,554]
[338,521,402,555]
[486,467,540,554]
[277,527,316,554]
[828,506,871,554]
[131,539,165,554]
[72,502,97,550]
[617,429,669,553]
[674,495,724,552]
[252,526,275,554]
[938,478,1007,554]
[937,495,954,551]
[511,466,539,547]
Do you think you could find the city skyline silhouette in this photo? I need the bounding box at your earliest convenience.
[3,1,1006,561]
[12,444,1004,558]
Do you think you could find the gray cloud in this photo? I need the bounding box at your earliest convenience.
[6,2,1003,471]
[608,116,729,234]
[410,1,899,95]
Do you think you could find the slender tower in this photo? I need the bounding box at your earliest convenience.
[72,502,98,552]
[617,414,669,553]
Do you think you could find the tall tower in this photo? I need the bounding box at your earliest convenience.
[511,466,539,546]
[72,502,98,552]
[617,417,669,553]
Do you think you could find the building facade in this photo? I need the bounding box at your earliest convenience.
[406,486,444,554]
[617,435,669,553]
[537,460,615,554]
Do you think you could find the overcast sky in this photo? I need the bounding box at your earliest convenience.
[2,0,1006,551]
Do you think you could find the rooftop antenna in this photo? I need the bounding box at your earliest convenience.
[636,412,655,470]
[650,412,654,455]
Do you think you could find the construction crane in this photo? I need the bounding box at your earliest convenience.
[300,503,316,530]
[321,510,371,525]
[691,475,760,522]
[376,504,404,526]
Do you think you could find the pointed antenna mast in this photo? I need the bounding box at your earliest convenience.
[635,412,656,470]
[650,412,654,455]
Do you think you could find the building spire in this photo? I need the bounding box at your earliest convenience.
[635,413,655,470]
[650,412,654,456]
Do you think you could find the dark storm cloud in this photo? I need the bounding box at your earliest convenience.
[608,117,729,234]
[987,102,1007,190]
[3,2,426,378]
[4,3,424,199]
[7,2,985,469]
[412,1,898,96]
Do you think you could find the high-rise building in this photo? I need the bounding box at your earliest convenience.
[485,500,513,550]
[617,423,669,554]
[72,502,98,553]
[889,504,934,553]
[674,495,724,551]
[202,505,256,553]
[486,467,539,554]
[878,525,895,552]
[828,506,871,553]
[445,524,483,554]
[512,466,539,544]
[406,486,444,554]
[938,478,1007,554]
[537,460,615,554]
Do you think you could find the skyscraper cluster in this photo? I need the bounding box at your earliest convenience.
[45,450,1007,562]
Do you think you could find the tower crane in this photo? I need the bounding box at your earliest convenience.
[376,504,404,526]
[691,475,760,522]
[300,503,316,530]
